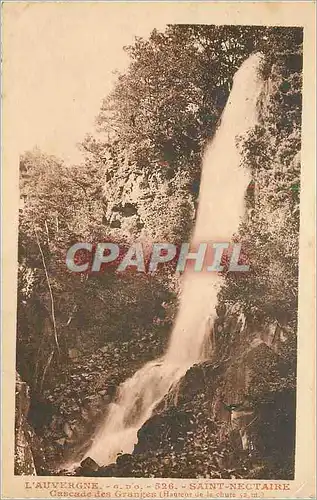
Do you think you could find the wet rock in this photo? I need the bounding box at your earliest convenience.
[107,384,117,398]
[80,457,99,473]
[55,438,66,447]
[134,410,193,454]
[117,453,132,465]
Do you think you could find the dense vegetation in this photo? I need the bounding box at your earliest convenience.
[16,25,302,477]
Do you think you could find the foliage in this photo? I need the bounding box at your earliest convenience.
[16,24,302,478]
[17,150,175,397]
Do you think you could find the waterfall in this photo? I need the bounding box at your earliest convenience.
[83,52,264,466]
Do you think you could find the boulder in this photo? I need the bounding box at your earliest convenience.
[80,456,99,473]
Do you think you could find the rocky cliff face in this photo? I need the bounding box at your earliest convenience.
[15,373,47,475]
[80,305,296,479]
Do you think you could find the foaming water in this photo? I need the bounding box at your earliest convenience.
[82,53,264,466]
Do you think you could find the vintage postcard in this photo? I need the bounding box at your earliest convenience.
[1,1,316,499]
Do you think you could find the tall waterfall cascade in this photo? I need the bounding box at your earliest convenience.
[84,52,265,466]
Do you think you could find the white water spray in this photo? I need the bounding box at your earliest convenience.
[84,53,264,466]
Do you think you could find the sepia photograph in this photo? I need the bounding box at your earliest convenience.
[1,2,316,499]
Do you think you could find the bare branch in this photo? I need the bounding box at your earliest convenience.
[34,227,61,355]
[40,350,55,392]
